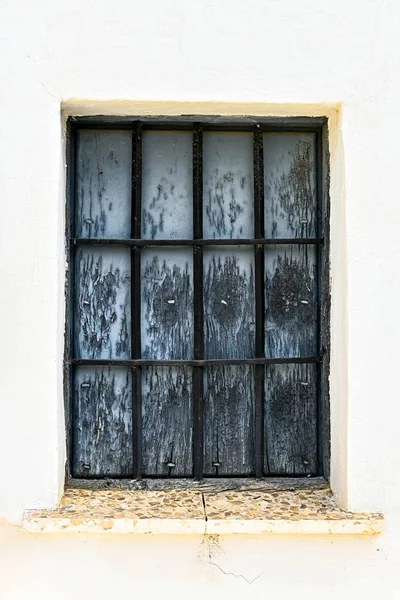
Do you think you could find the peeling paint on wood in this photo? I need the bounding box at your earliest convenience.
[264,133,317,238]
[203,133,254,239]
[141,249,193,359]
[204,365,255,476]
[75,130,132,238]
[75,247,131,359]
[69,122,327,483]
[142,366,193,476]
[72,367,133,477]
[264,363,317,475]
[265,245,317,358]
[68,476,328,492]
[204,247,255,359]
[142,131,193,240]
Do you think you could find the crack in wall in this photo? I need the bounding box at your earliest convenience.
[199,528,264,586]
[201,492,208,523]
[209,561,264,585]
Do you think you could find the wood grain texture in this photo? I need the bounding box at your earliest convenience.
[141,249,193,359]
[204,365,255,476]
[142,131,193,240]
[265,244,317,358]
[203,132,254,239]
[74,247,131,359]
[263,133,317,238]
[75,130,132,238]
[72,367,133,477]
[204,247,255,359]
[264,363,317,475]
[142,366,193,477]
[68,476,328,492]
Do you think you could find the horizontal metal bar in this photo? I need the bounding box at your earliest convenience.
[72,237,324,247]
[72,357,321,367]
[70,115,327,130]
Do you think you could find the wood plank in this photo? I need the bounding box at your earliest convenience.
[203,132,254,239]
[204,365,255,476]
[74,246,131,359]
[264,363,317,475]
[75,130,132,238]
[68,476,329,492]
[72,367,133,477]
[142,366,193,477]
[265,244,317,358]
[142,131,193,240]
[204,248,255,359]
[264,132,317,238]
[141,248,193,359]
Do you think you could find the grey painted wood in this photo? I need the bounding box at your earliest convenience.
[74,246,131,359]
[204,247,255,359]
[265,244,317,358]
[72,367,133,477]
[75,130,132,238]
[141,249,193,359]
[264,363,317,475]
[203,132,254,239]
[142,366,193,476]
[142,131,193,240]
[69,122,327,483]
[204,365,255,476]
[68,475,328,491]
[263,133,317,238]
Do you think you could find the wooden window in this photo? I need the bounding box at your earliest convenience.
[66,117,329,481]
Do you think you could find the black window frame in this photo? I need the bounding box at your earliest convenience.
[65,115,330,485]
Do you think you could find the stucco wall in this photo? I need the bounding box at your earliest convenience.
[1,0,400,597]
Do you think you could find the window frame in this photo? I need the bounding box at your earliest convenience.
[64,115,330,486]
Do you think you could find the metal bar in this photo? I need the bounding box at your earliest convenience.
[67,121,77,478]
[72,237,324,247]
[254,124,265,478]
[70,115,327,129]
[315,129,323,476]
[193,123,204,480]
[320,121,331,480]
[131,121,142,479]
[72,357,322,367]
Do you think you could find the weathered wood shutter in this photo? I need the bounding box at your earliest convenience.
[69,121,325,480]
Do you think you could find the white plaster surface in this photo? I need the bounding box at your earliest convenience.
[1,0,400,597]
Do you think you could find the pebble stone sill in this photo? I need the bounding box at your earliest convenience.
[23,488,383,535]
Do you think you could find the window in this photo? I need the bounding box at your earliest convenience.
[66,117,329,482]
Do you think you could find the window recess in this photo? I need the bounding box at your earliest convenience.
[66,117,329,482]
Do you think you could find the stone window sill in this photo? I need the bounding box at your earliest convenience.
[23,479,383,535]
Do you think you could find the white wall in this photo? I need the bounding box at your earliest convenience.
[1,0,400,597]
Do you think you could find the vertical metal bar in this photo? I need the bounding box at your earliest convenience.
[320,122,331,480]
[254,125,265,477]
[67,121,77,478]
[315,129,323,476]
[193,123,204,480]
[132,122,142,479]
